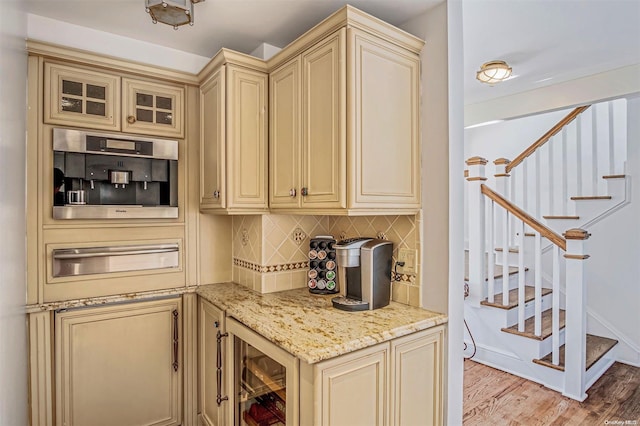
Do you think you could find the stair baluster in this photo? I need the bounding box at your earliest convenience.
[534,232,542,337]
[517,220,526,332]
[487,200,495,303]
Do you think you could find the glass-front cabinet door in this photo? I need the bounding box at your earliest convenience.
[44,62,121,131]
[226,318,299,426]
[122,78,184,138]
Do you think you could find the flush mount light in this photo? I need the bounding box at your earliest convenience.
[476,60,512,85]
[145,0,204,30]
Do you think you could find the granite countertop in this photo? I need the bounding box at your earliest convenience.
[197,282,448,364]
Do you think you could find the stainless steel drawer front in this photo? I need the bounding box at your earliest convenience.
[52,243,179,277]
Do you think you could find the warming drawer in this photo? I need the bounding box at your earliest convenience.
[41,226,186,303]
[52,243,179,278]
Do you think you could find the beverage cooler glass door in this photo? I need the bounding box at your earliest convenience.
[226,318,299,426]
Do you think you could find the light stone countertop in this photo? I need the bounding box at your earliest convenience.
[197,282,448,364]
[25,286,196,313]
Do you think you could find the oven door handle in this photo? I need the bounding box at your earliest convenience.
[52,244,179,259]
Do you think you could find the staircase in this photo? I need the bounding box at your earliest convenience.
[464,99,628,401]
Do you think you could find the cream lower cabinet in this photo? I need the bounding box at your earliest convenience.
[300,325,445,426]
[55,298,182,426]
[199,56,269,214]
[198,299,227,426]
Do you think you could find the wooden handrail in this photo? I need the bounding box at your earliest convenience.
[506,105,590,173]
[481,184,566,251]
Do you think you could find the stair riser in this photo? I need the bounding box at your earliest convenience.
[573,198,618,219]
[473,292,553,329]
[487,271,534,293]
[605,178,627,198]
[504,293,553,327]
[501,327,566,359]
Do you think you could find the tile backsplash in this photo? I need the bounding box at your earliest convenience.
[232,213,421,307]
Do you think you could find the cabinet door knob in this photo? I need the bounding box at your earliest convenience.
[126,115,136,124]
[289,188,297,197]
[301,187,308,196]
[213,190,220,199]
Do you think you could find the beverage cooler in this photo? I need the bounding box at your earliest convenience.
[226,318,299,426]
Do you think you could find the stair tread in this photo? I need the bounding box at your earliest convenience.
[501,309,566,341]
[603,174,626,179]
[495,247,519,253]
[543,215,580,219]
[570,195,612,200]
[532,334,618,372]
[481,286,552,310]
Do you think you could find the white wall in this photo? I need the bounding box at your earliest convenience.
[27,14,210,74]
[401,1,464,424]
[0,1,29,424]
[585,95,640,366]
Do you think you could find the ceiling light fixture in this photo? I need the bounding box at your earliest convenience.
[476,60,512,85]
[145,0,204,30]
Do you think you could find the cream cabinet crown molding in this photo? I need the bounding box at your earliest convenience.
[266,5,425,70]
[27,39,200,86]
[198,48,269,83]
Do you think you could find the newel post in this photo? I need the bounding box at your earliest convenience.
[466,157,488,306]
[493,158,511,244]
[562,228,590,401]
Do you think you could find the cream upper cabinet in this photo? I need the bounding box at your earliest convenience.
[55,298,182,426]
[44,62,186,138]
[270,29,347,212]
[44,62,121,131]
[122,78,185,138]
[269,57,302,209]
[199,299,227,426]
[200,60,269,214]
[200,67,226,210]
[269,25,421,214]
[300,29,347,209]
[348,28,421,209]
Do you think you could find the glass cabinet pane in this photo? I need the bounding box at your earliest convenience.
[156,96,173,110]
[136,93,154,107]
[136,108,153,123]
[156,111,173,125]
[61,97,82,113]
[235,337,286,425]
[62,80,83,96]
[86,101,106,117]
[86,84,106,100]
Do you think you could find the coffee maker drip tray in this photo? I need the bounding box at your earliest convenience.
[332,296,370,312]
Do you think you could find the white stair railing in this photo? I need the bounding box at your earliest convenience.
[500,99,627,223]
[466,156,592,400]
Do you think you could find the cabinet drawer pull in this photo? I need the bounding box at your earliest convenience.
[126,115,136,124]
[301,187,308,196]
[172,309,179,372]
[289,188,297,197]
[213,190,220,199]
[216,330,229,406]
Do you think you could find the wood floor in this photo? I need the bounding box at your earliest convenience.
[463,360,640,425]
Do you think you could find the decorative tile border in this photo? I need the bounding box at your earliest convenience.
[392,271,416,284]
[234,258,309,273]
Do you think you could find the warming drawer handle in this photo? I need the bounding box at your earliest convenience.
[52,244,179,259]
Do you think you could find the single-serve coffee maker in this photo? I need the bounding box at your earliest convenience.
[332,238,393,312]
